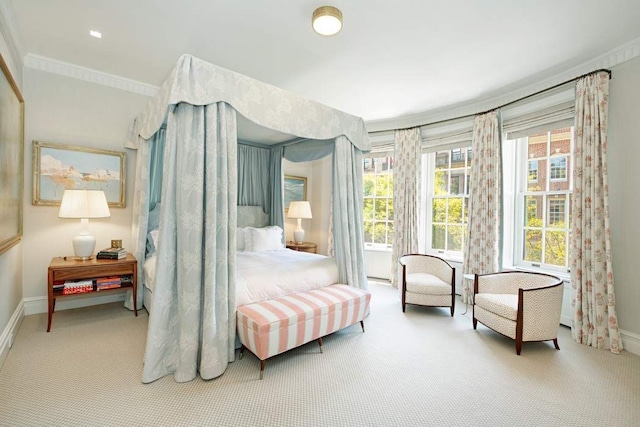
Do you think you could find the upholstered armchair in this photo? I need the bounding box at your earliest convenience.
[472,271,564,355]
[399,254,455,316]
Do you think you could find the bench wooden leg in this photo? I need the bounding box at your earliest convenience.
[553,338,560,350]
[260,360,266,380]
[318,337,323,353]
[360,320,365,333]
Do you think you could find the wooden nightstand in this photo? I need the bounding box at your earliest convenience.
[47,253,138,332]
[286,241,317,254]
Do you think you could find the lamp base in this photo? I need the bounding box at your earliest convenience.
[72,231,96,261]
[293,229,305,244]
[72,255,94,261]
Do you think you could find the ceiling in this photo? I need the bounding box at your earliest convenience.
[8,0,640,127]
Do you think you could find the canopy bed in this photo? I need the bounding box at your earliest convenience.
[125,54,370,383]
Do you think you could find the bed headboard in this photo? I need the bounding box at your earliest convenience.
[237,206,269,228]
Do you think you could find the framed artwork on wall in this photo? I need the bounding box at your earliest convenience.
[0,52,24,255]
[284,175,307,212]
[32,141,126,208]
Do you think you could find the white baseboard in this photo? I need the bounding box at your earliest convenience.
[620,329,640,356]
[23,293,127,316]
[0,299,24,371]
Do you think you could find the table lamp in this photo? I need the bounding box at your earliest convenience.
[287,201,312,244]
[58,189,111,260]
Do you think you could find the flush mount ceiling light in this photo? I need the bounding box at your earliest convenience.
[312,6,343,36]
[89,30,102,39]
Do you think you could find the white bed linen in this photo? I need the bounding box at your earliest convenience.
[143,249,339,308]
[236,249,338,306]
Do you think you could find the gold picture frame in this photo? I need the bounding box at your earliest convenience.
[284,175,307,212]
[32,141,126,208]
[0,52,24,256]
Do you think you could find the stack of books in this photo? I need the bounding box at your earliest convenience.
[96,276,122,291]
[96,247,127,260]
[62,279,94,295]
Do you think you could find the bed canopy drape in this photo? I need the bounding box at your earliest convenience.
[126,55,370,383]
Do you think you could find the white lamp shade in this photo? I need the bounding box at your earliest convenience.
[312,6,343,36]
[59,190,111,219]
[287,201,312,219]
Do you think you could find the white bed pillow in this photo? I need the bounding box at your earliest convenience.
[244,226,283,252]
[236,228,246,251]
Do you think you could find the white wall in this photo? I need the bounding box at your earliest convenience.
[21,68,149,312]
[608,56,640,340]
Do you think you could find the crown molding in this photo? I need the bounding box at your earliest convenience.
[366,36,640,133]
[24,54,159,97]
[0,0,24,81]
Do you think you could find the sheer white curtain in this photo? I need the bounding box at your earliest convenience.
[571,72,622,353]
[391,127,421,287]
[142,102,237,383]
[462,111,502,303]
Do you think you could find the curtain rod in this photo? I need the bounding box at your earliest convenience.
[369,68,612,134]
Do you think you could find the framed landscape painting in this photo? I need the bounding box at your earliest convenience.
[0,52,24,255]
[284,175,307,212]
[32,141,126,207]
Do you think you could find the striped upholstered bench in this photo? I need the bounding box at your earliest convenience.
[236,284,371,379]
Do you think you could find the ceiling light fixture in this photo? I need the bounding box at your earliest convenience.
[89,30,102,39]
[312,6,343,36]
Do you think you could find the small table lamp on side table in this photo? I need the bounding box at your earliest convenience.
[58,189,111,260]
[287,201,312,244]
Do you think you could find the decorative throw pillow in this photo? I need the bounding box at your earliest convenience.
[146,228,160,255]
[244,226,283,252]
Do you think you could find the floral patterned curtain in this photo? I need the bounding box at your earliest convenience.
[571,72,622,353]
[462,111,502,303]
[391,127,421,287]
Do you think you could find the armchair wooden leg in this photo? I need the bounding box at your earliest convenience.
[553,338,560,350]
[360,320,365,333]
[402,303,406,313]
[450,305,454,317]
[473,317,477,329]
[318,337,323,353]
[516,340,522,355]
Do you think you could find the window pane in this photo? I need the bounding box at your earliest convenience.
[447,198,463,223]
[435,171,449,195]
[528,160,538,182]
[447,225,463,252]
[363,198,374,221]
[451,149,465,168]
[435,151,449,169]
[432,224,446,250]
[373,222,387,244]
[387,221,394,247]
[523,229,542,263]
[363,174,374,197]
[547,195,566,227]
[550,128,571,156]
[364,221,373,243]
[545,231,566,266]
[387,199,394,221]
[524,195,542,227]
[374,199,386,221]
[432,198,446,223]
[450,171,464,195]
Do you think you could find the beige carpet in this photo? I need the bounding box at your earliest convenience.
[1,281,638,427]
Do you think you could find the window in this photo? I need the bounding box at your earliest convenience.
[550,156,567,181]
[528,160,538,182]
[516,128,572,271]
[426,147,471,257]
[363,157,394,249]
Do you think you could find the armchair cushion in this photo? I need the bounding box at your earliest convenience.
[406,273,452,295]
[475,293,518,321]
